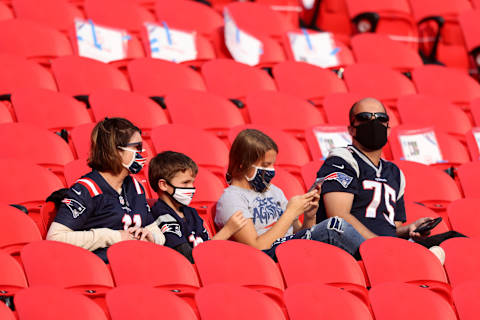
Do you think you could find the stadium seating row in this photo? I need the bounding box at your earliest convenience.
[2,0,480,74]
[1,237,480,319]
[4,281,479,320]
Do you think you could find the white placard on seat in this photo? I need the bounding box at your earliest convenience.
[473,128,480,159]
[224,9,263,66]
[287,30,340,68]
[313,126,352,159]
[145,22,198,63]
[302,0,315,9]
[75,19,128,63]
[398,128,444,165]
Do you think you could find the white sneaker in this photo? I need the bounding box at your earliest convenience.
[429,246,446,265]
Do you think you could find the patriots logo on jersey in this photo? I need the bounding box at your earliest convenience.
[161,223,182,237]
[322,172,353,188]
[61,198,86,218]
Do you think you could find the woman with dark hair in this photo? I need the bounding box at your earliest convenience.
[47,118,165,262]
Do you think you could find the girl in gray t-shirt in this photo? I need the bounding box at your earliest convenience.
[215,129,365,259]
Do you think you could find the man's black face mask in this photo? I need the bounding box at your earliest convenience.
[353,119,388,151]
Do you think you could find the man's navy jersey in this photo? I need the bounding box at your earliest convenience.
[54,170,154,261]
[315,145,406,237]
[151,199,209,249]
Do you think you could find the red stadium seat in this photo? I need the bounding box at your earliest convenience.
[193,240,285,307]
[228,125,311,185]
[389,125,471,167]
[459,9,480,75]
[127,58,206,97]
[0,249,28,298]
[12,0,85,32]
[404,202,450,236]
[0,301,15,320]
[12,88,92,132]
[300,160,324,188]
[397,94,472,141]
[84,0,155,34]
[343,63,416,109]
[107,285,198,320]
[165,89,245,140]
[394,160,462,213]
[470,98,480,126]
[0,159,64,235]
[452,281,480,320]
[201,59,276,100]
[457,162,480,198]
[0,3,13,21]
[15,286,108,320]
[0,19,73,65]
[108,241,200,307]
[155,0,224,37]
[346,0,417,45]
[272,61,347,107]
[441,237,480,287]
[89,89,169,133]
[284,283,373,320]
[273,167,306,199]
[225,2,294,39]
[360,237,451,303]
[0,123,74,183]
[51,56,131,96]
[0,54,58,95]
[447,199,480,238]
[70,123,96,160]
[409,0,471,69]
[369,283,457,320]
[189,168,225,234]
[0,102,13,124]
[300,0,352,40]
[246,91,325,137]
[465,128,480,161]
[0,204,42,257]
[412,65,480,110]
[21,241,115,297]
[351,33,423,73]
[322,92,364,125]
[151,124,229,179]
[277,240,368,306]
[196,284,286,320]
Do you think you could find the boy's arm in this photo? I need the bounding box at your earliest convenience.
[212,211,248,240]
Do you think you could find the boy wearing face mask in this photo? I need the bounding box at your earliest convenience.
[148,151,248,263]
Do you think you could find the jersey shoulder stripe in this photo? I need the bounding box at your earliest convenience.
[327,147,360,177]
[76,178,102,197]
[132,176,144,195]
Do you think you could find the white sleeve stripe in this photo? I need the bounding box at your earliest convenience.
[77,179,100,196]
[133,177,142,194]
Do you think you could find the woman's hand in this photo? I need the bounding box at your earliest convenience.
[119,227,154,242]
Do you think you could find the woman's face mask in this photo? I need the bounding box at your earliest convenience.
[118,147,146,174]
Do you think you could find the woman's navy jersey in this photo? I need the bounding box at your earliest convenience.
[151,199,209,249]
[315,145,406,237]
[54,170,154,261]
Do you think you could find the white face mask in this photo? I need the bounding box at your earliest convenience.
[166,180,196,206]
[118,147,146,174]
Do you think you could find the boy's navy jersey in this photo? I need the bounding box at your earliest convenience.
[315,145,406,237]
[54,170,154,261]
[151,199,209,249]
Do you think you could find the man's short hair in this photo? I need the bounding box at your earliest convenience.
[148,151,198,193]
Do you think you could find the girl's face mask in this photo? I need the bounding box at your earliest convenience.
[246,166,275,193]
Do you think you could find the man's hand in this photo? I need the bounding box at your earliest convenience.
[408,217,434,240]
